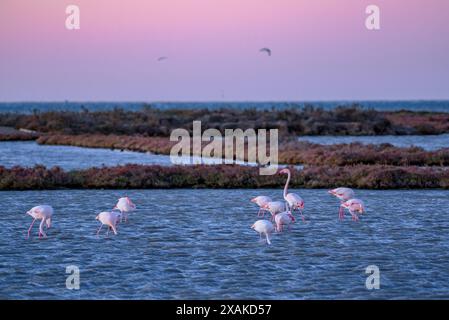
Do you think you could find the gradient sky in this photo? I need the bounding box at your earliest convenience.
[0,0,448,101]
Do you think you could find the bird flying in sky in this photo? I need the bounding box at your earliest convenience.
[259,48,271,56]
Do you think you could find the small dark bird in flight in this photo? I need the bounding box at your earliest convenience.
[259,48,271,56]
[157,56,168,61]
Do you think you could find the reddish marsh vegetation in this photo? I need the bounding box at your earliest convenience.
[2,105,449,136]
[1,164,448,190]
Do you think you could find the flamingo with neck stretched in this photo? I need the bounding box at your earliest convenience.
[26,205,53,239]
[279,168,306,222]
[328,187,355,220]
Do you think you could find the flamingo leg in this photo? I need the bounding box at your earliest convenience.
[96,224,103,235]
[350,211,359,222]
[27,218,36,239]
[297,208,306,223]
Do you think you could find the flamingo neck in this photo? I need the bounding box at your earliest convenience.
[283,171,291,198]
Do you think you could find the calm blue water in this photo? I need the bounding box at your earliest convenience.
[0,189,448,299]
[1,101,448,113]
[0,141,256,170]
[0,141,173,169]
[299,134,449,151]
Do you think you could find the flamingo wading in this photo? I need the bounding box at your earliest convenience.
[279,168,306,222]
[340,199,366,221]
[96,211,121,236]
[274,211,296,232]
[328,187,355,220]
[251,196,272,217]
[26,205,53,239]
[251,220,275,245]
[114,197,136,223]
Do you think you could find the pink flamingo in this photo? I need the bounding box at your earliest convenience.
[26,205,53,239]
[274,211,296,232]
[340,199,366,221]
[251,220,275,245]
[279,168,306,222]
[261,201,287,221]
[96,211,121,236]
[251,196,272,217]
[113,197,136,223]
[328,187,355,220]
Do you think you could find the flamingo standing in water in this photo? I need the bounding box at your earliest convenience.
[114,197,136,223]
[251,220,275,245]
[274,211,296,232]
[96,211,121,236]
[251,196,272,217]
[261,201,287,221]
[26,205,53,239]
[340,199,366,221]
[328,187,355,220]
[279,168,306,222]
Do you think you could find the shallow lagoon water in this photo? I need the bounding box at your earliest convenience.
[1,188,448,299]
[0,142,253,170]
[299,134,449,151]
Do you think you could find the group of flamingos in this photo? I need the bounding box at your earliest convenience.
[25,168,364,242]
[251,168,366,245]
[25,197,136,239]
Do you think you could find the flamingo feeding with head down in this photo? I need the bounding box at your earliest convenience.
[26,205,53,239]
[114,197,136,223]
[261,201,287,221]
[328,187,355,220]
[279,168,306,222]
[251,196,272,217]
[96,211,121,236]
[251,220,275,245]
[274,211,296,232]
[340,199,366,221]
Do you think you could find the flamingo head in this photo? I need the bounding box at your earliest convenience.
[358,205,366,214]
[298,201,305,210]
[278,168,290,175]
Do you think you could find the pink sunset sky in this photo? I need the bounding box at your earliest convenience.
[0,0,448,101]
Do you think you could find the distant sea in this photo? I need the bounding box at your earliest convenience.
[0,100,448,113]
